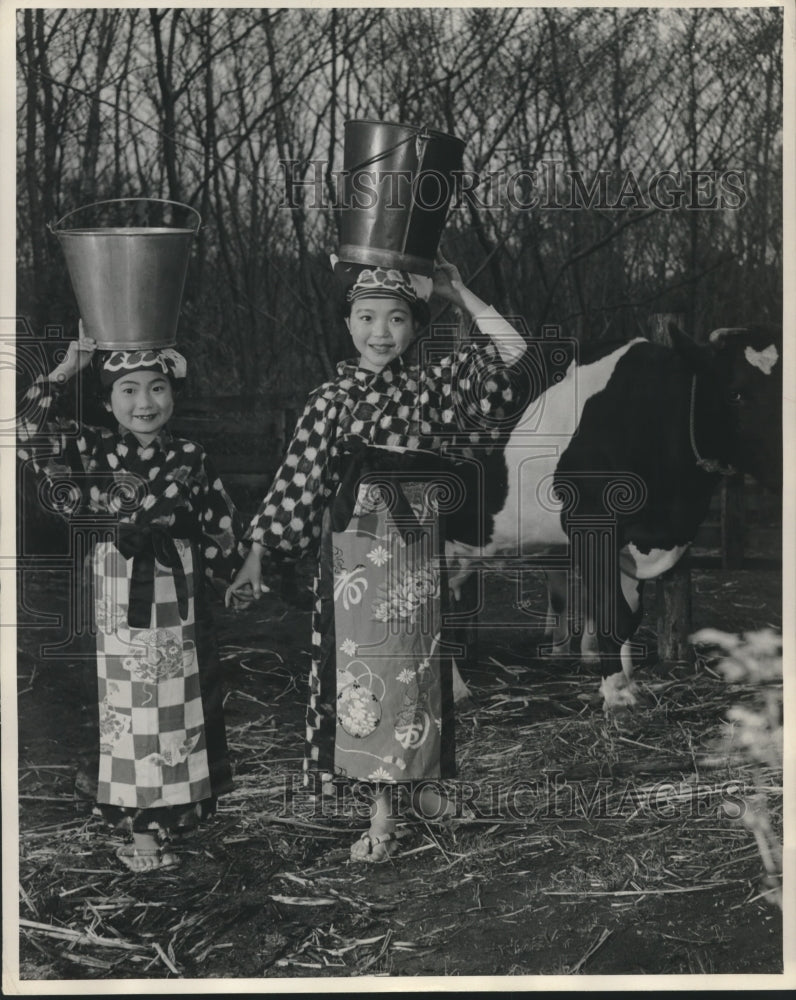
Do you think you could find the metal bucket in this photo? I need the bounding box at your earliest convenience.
[338,120,464,277]
[50,198,201,350]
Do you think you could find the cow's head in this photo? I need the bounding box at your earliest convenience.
[668,324,783,492]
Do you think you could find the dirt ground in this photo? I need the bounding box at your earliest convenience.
[13,523,783,982]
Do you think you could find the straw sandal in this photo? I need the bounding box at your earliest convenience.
[116,844,180,872]
[349,831,400,863]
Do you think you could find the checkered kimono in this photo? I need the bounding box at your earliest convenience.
[18,378,244,830]
[250,336,521,556]
[248,336,524,784]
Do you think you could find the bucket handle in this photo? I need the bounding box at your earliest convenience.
[348,129,429,173]
[49,197,202,234]
[347,125,462,173]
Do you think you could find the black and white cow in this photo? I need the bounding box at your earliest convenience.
[445,324,783,712]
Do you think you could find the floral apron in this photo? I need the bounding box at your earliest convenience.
[305,462,455,784]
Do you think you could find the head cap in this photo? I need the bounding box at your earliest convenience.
[99,347,187,387]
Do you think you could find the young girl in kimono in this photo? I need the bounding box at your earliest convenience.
[18,334,244,872]
[226,257,526,861]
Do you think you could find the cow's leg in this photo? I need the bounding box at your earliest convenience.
[544,567,600,663]
[597,570,644,714]
[451,659,471,704]
[543,568,570,652]
[580,624,600,663]
[446,558,477,705]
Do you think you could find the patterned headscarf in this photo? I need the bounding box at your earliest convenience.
[339,263,434,305]
[99,348,187,387]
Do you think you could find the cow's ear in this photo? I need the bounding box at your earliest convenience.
[668,324,714,374]
[709,325,783,352]
[707,327,743,348]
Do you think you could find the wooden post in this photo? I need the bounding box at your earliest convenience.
[720,473,746,570]
[648,312,684,348]
[649,313,692,661]
[655,554,693,663]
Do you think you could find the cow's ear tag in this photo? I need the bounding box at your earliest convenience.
[744,344,779,376]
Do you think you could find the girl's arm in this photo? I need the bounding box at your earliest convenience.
[422,258,527,431]
[225,386,337,607]
[247,387,336,556]
[433,256,526,365]
[198,453,249,583]
[17,333,101,513]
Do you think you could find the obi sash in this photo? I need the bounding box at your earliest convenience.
[115,511,201,628]
[331,442,446,537]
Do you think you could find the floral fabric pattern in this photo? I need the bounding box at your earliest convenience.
[337,682,381,738]
[305,470,454,783]
[120,629,196,683]
[371,567,440,623]
[95,596,127,636]
[99,687,132,752]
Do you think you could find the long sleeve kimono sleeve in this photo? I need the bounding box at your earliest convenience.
[199,454,249,582]
[423,309,527,431]
[17,377,104,516]
[248,387,337,559]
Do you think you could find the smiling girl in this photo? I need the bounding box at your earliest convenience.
[227,256,527,861]
[18,332,244,872]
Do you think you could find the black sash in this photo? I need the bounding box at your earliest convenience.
[115,511,200,628]
[331,443,444,538]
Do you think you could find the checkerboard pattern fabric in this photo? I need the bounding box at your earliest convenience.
[250,333,523,559]
[95,539,211,808]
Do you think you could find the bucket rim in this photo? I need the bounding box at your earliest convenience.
[55,227,197,237]
[338,244,435,277]
[344,118,464,147]
[88,336,178,350]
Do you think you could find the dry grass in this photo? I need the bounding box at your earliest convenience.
[16,630,783,980]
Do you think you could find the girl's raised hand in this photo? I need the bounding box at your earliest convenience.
[49,320,97,383]
[432,253,466,309]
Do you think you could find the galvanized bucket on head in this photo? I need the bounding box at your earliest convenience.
[50,198,201,350]
[338,120,465,277]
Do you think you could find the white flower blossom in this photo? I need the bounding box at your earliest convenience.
[368,767,394,782]
[367,544,391,567]
[338,684,379,737]
[372,601,390,622]
[339,638,358,657]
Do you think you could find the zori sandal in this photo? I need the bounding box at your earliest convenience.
[115,844,180,872]
[349,831,400,863]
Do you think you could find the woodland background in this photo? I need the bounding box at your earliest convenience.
[12,9,787,982]
[17,6,783,398]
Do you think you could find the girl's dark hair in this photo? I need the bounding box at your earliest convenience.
[91,353,113,404]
